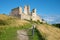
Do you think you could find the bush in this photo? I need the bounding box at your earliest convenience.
[52,24,60,28]
[0,20,9,25]
[39,22,43,24]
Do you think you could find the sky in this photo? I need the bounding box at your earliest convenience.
[0,0,60,24]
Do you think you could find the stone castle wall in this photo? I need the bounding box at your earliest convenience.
[20,14,31,20]
[10,5,44,22]
[10,7,19,17]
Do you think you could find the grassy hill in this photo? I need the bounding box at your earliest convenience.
[0,14,60,40]
[0,14,42,40]
[36,24,60,40]
[0,14,31,27]
[0,14,32,40]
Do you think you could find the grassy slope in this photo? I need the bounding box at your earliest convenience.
[0,14,40,40]
[0,14,30,27]
[0,14,32,40]
[0,14,60,40]
[36,24,60,40]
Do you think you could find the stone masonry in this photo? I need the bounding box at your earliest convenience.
[10,5,45,23]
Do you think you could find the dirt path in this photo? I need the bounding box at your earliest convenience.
[17,30,29,40]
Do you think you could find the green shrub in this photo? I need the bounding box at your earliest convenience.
[0,20,8,25]
[52,24,60,28]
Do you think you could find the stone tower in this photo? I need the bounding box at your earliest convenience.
[32,9,36,13]
[24,6,27,15]
[24,5,30,15]
[32,9,37,21]
[19,7,22,14]
[27,5,30,15]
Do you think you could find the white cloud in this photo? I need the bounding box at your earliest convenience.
[42,15,60,24]
[44,17,55,21]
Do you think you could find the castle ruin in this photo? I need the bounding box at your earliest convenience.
[10,5,44,22]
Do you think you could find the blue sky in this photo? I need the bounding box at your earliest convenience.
[0,0,60,24]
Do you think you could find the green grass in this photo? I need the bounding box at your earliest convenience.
[0,23,32,40]
[0,14,45,40]
[0,27,17,40]
[34,28,45,40]
[27,28,45,40]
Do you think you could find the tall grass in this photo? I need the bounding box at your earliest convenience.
[0,23,32,40]
[0,27,17,40]
[27,28,45,40]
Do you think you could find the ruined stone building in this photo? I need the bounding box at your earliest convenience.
[10,5,44,22]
